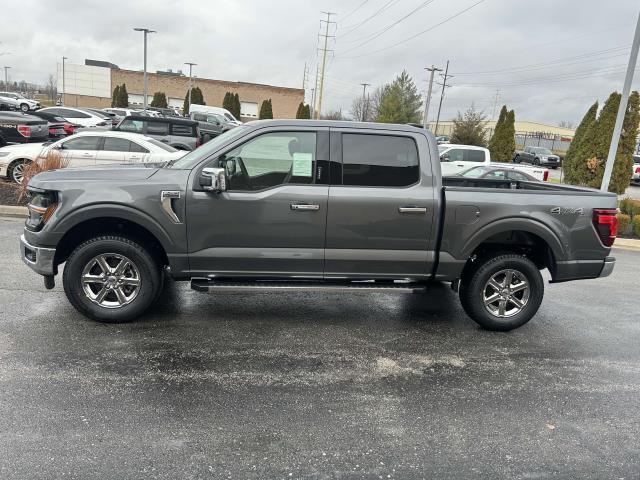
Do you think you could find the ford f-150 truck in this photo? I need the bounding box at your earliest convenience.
[19,120,618,331]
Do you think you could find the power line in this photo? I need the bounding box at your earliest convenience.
[315,12,337,119]
[338,0,400,37]
[338,0,435,55]
[341,0,373,22]
[337,0,486,59]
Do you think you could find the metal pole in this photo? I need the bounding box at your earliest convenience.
[316,12,335,119]
[61,58,66,105]
[423,65,441,129]
[360,83,370,121]
[185,62,197,112]
[601,9,640,192]
[134,28,156,111]
[434,60,450,135]
[3,66,10,92]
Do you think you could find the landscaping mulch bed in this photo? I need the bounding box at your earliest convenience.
[0,180,27,206]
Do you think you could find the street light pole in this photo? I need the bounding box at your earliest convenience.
[134,27,156,111]
[185,62,197,112]
[360,83,370,121]
[61,57,67,105]
[601,10,640,192]
[3,66,10,92]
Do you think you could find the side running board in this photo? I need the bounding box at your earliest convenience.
[190,279,427,294]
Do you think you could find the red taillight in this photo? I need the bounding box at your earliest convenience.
[63,123,75,135]
[635,166,640,174]
[543,170,549,181]
[592,208,618,247]
[17,125,31,137]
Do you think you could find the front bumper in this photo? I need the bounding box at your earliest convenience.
[20,234,56,276]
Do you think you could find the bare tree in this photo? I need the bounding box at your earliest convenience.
[46,74,57,101]
[349,86,385,122]
[321,109,347,120]
[558,120,574,129]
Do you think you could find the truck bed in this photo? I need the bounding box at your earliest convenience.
[442,176,607,195]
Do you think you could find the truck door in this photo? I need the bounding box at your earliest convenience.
[325,129,437,279]
[185,127,330,278]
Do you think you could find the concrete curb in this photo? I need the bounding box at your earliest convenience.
[0,205,28,218]
[614,237,640,251]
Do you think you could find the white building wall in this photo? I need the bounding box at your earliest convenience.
[57,63,111,98]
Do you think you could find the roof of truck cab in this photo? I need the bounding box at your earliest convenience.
[242,119,431,133]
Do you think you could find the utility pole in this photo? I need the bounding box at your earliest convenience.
[185,62,197,111]
[61,57,66,105]
[134,27,156,111]
[434,60,452,135]
[3,66,10,92]
[315,12,336,119]
[360,82,370,121]
[601,9,640,192]
[490,89,501,120]
[423,65,442,129]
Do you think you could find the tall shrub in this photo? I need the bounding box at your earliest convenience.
[111,85,120,107]
[150,92,168,108]
[563,101,598,183]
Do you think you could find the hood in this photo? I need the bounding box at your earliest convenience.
[29,164,161,189]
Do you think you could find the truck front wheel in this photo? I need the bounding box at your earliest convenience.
[459,254,544,331]
[62,236,162,323]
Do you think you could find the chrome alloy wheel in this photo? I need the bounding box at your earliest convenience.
[81,253,141,308]
[11,162,26,184]
[482,269,530,318]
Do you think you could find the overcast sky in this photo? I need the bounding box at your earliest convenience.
[2,0,639,126]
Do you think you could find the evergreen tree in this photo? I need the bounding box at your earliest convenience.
[115,83,128,107]
[233,93,241,120]
[609,90,640,193]
[182,87,205,115]
[563,101,598,183]
[222,92,233,112]
[259,99,273,119]
[150,92,168,108]
[111,85,120,107]
[304,104,311,119]
[488,106,507,160]
[376,70,422,124]
[296,102,305,119]
[449,105,487,147]
[504,109,516,160]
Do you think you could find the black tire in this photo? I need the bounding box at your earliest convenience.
[63,235,162,323]
[459,254,544,331]
[7,159,31,184]
[513,155,520,163]
[551,166,558,170]
[534,157,540,166]
[20,103,30,112]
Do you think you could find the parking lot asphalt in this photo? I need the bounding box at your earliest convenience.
[0,216,638,479]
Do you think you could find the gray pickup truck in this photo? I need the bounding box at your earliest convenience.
[19,120,618,331]
[513,146,561,168]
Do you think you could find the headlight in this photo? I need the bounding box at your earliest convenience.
[26,188,58,231]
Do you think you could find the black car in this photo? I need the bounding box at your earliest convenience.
[0,112,49,147]
[114,115,200,150]
[28,111,76,139]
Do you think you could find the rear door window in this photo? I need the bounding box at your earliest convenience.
[146,122,169,135]
[171,124,195,136]
[464,149,486,162]
[102,137,132,152]
[342,134,419,187]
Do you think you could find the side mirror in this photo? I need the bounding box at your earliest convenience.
[199,167,227,193]
[440,154,450,162]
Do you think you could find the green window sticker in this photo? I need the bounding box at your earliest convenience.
[292,152,313,177]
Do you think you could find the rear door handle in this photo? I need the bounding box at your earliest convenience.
[456,163,464,167]
[291,203,320,211]
[399,206,427,214]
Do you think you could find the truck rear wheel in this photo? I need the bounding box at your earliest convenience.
[62,236,162,323]
[459,254,544,331]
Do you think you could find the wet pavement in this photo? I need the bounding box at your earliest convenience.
[0,217,638,479]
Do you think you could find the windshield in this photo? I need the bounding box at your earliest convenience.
[437,146,447,153]
[146,138,178,152]
[459,166,490,178]
[534,148,553,155]
[168,126,249,169]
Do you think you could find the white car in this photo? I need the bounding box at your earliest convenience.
[0,131,187,183]
[38,107,112,128]
[0,92,40,112]
[632,154,640,185]
[438,144,549,181]
[189,104,241,125]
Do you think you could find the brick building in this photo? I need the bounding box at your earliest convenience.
[58,60,304,121]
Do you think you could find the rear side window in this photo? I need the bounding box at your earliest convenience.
[102,137,131,152]
[342,134,419,187]
[171,124,195,136]
[59,109,90,119]
[129,141,149,153]
[464,149,486,162]
[147,122,169,135]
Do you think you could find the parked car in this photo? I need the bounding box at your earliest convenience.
[189,104,241,125]
[0,130,187,183]
[114,115,200,150]
[435,135,450,145]
[38,107,111,128]
[189,111,236,143]
[631,154,640,185]
[456,165,540,182]
[438,144,550,181]
[513,146,561,169]
[438,144,490,176]
[19,120,617,332]
[0,111,48,149]
[147,107,180,117]
[0,92,40,112]
[28,110,76,139]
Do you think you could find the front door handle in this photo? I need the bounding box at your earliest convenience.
[291,203,320,211]
[456,163,464,167]
[399,206,427,214]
